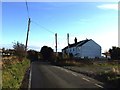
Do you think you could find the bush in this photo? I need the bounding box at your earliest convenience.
[13,42,26,61]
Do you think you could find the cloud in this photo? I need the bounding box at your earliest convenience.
[97,4,118,10]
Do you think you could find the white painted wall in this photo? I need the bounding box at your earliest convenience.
[62,40,101,58]
[76,40,101,58]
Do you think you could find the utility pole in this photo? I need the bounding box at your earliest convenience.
[55,33,57,56]
[67,33,69,57]
[25,18,31,56]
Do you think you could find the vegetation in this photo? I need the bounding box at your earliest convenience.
[2,41,30,88]
[13,41,26,60]
[40,46,54,62]
[27,50,39,61]
[2,57,30,88]
[109,46,120,60]
[2,48,14,56]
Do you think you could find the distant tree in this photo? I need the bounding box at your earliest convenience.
[8,49,15,55]
[2,47,5,52]
[13,41,26,60]
[102,51,110,59]
[27,50,38,61]
[2,47,5,54]
[40,46,54,61]
[109,46,120,60]
[2,48,14,56]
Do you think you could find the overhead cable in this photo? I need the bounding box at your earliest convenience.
[31,20,55,34]
[25,0,30,18]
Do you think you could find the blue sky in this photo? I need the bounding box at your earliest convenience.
[1,2,118,52]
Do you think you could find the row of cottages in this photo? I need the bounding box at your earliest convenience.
[62,38,101,58]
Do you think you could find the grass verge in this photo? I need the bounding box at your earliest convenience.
[2,57,30,88]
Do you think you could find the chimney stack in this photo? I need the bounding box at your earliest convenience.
[74,37,77,44]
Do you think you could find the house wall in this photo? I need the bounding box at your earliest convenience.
[62,47,77,57]
[62,40,101,58]
[76,40,101,58]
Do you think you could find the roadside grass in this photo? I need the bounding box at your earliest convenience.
[2,56,30,88]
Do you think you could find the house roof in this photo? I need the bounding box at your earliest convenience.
[62,39,91,50]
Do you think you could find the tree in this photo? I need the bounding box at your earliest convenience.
[27,50,38,61]
[40,46,54,61]
[109,46,120,60]
[13,41,26,60]
[2,47,5,52]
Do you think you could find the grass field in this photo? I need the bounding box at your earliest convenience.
[2,56,30,88]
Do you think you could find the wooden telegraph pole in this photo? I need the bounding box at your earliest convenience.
[25,18,31,56]
[67,33,69,57]
[55,33,57,56]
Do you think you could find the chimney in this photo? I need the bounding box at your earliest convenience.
[74,37,77,44]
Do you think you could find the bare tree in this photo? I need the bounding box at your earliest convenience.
[13,41,26,60]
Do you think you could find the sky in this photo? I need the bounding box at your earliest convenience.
[1,1,118,53]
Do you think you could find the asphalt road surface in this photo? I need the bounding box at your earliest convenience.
[30,61,104,88]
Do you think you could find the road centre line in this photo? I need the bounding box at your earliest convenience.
[53,66,70,73]
[64,69,69,72]
[53,66,63,70]
[95,84,103,88]
[72,72,77,76]
[82,78,90,82]
[60,68,64,70]
[54,66,104,88]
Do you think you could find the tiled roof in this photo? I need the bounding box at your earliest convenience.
[62,39,91,50]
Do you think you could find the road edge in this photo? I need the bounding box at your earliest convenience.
[28,62,32,90]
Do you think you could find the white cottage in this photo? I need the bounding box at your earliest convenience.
[62,38,101,58]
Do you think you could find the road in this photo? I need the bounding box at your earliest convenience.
[30,61,104,88]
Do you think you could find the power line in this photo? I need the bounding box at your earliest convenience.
[31,20,55,34]
[24,1,55,34]
[25,0,30,18]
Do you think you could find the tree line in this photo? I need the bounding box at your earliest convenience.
[2,42,55,62]
[2,41,120,61]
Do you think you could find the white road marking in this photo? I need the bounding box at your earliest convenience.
[53,66,64,70]
[72,72,77,76]
[95,84,103,88]
[28,64,32,90]
[82,78,90,82]
[60,68,64,70]
[52,66,70,73]
[64,69,69,72]
[55,66,61,69]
